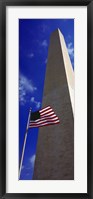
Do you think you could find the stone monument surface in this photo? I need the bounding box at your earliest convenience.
[33,29,74,180]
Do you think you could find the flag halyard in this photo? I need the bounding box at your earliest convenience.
[29,106,60,128]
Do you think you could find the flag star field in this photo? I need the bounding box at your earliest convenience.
[19,19,74,180]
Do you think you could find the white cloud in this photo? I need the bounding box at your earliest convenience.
[41,40,48,48]
[20,74,37,93]
[68,48,74,57]
[29,154,36,168]
[68,34,71,40]
[36,102,41,109]
[26,172,30,176]
[67,42,74,58]
[30,97,41,109]
[28,53,34,58]
[41,24,49,32]
[19,84,26,105]
[68,42,72,48]
[31,97,35,102]
[45,58,47,64]
[19,74,37,105]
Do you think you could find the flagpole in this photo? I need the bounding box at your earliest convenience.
[19,108,31,179]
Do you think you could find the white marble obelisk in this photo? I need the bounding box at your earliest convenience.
[33,29,74,180]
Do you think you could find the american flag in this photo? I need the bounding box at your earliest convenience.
[29,106,60,128]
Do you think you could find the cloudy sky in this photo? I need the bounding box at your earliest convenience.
[19,19,74,180]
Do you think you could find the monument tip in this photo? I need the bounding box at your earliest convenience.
[58,28,64,38]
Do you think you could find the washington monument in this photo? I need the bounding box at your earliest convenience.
[33,29,74,180]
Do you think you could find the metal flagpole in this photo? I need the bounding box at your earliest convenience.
[19,108,31,179]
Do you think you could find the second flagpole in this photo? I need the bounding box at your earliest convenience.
[19,108,31,180]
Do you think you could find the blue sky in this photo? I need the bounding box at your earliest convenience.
[19,19,74,180]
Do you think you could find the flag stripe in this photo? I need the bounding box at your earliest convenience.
[40,109,53,116]
[40,111,55,117]
[30,121,59,126]
[41,113,56,118]
[30,115,57,123]
[40,115,57,120]
[29,117,59,125]
[29,120,60,128]
[39,106,51,113]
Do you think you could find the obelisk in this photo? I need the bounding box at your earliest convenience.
[33,29,74,180]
